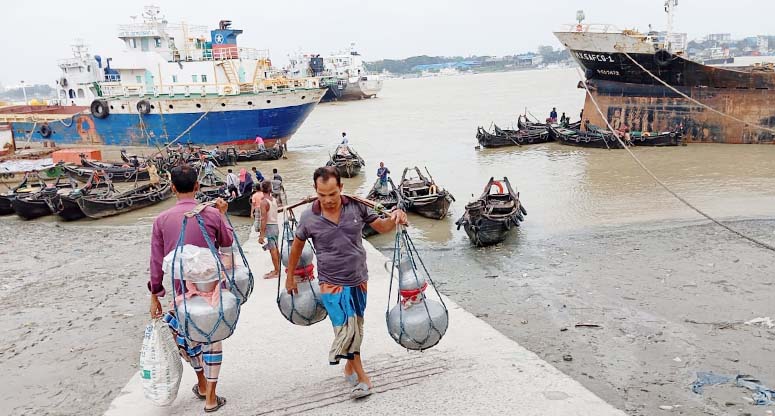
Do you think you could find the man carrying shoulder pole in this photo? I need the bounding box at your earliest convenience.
[285,166,407,399]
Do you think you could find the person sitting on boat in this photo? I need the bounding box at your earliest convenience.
[210,146,220,158]
[616,123,632,144]
[255,135,266,152]
[376,162,390,194]
[341,132,349,145]
[560,112,568,127]
[225,168,240,198]
[148,165,231,413]
[238,168,254,196]
[550,107,558,123]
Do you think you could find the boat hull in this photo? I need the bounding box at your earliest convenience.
[8,91,323,147]
[554,33,775,144]
[409,193,453,220]
[0,195,14,215]
[78,183,173,219]
[55,196,87,221]
[12,196,53,220]
[339,78,383,100]
[462,217,514,247]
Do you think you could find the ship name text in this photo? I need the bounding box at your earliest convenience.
[574,52,616,63]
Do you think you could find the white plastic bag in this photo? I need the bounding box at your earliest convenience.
[162,244,219,282]
[139,319,183,406]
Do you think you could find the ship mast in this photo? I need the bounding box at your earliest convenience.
[664,0,678,52]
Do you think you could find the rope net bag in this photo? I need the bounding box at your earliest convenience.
[276,209,328,326]
[386,225,449,350]
[168,204,254,343]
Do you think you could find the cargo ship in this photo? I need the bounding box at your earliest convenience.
[555,1,775,144]
[287,44,383,102]
[0,6,325,148]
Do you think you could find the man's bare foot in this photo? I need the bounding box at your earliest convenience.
[263,271,279,279]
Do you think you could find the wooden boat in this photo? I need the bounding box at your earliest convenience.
[455,177,526,246]
[629,130,683,147]
[196,187,254,217]
[362,178,400,238]
[54,172,115,221]
[326,145,365,178]
[517,116,581,131]
[476,126,552,148]
[398,167,454,220]
[78,181,173,219]
[0,174,45,215]
[548,124,625,149]
[236,146,284,162]
[11,176,79,220]
[64,164,151,183]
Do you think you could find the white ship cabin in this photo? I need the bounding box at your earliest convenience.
[59,6,317,105]
[325,43,375,82]
[55,42,102,106]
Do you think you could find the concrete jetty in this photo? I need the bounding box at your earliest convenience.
[105,230,625,415]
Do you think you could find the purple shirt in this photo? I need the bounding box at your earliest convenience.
[295,196,377,287]
[148,198,234,297]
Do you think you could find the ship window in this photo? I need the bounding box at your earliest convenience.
[196,103,202,108]
[87,65,91,73]
[109,105,114,110]
[77,89,85,98]
[221,103,226,107]
[68,89,75,98]
[172,75,178,83]
[201,75,208,83]
[169,104,174,109]
[192,75,199,83]
[130,39,137,48]
[155,38,162,48]
[266,100,271,104]
[301,96,306,100]
[136,75,142,84]
[247,101,253,105]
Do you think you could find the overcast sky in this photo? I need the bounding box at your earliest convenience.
[3,0,774,85]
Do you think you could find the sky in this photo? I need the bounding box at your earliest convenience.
[2,0,775,86]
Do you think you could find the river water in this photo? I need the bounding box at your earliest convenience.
[81,68,775,245]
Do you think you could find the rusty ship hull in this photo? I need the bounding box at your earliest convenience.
[556,28,775,144]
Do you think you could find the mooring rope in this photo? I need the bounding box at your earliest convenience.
[576,67,775,253]
[619,49,775,136]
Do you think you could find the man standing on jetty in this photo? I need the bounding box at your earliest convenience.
[149,165,231,413]
[285,166,407,399]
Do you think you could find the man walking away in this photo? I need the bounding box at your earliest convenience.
[340,132,349,145]
[271,168,284,206]
[285,166,407,399]
[148,165,231,413]
[251,166,264,184]
[225,169,240,198]
[258,181,280,279]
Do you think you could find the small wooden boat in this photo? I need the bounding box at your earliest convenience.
[326,145,365,178]
[237,146,284,162]
[78,181,173,219]
[629,130,683,147]
[0,173,48,216]
[548,124,625,149]
[362,178,400,238]
[54,172,115,221]
[11,176,79,220]
[399,167,454,220]
[517,116,581,131]
[64,164,151,183]
[196,187,254,217]
[456,177,526,247]
[476,126,552,148]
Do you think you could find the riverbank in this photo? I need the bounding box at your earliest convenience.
[2,216,772,415]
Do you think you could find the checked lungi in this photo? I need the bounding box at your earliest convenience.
[163,311,222,382]
[320,282,367,365]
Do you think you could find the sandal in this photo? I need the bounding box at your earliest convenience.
[350,382,372,399]
[192,384,205,400]
[204,396,227,413]
[344,373,358,386]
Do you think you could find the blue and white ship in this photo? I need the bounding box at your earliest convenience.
[1,6,325,148]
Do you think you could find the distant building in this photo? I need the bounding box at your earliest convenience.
[706,33,732,43]
[758,36,770,54]
[515,53,543,67]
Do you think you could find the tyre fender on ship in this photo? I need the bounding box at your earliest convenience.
[90,100,110,119]
[136,100,152,115]
[39,124,52,138]
[654,50,674,68]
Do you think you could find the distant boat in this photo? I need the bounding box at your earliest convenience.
[0,6,324,148]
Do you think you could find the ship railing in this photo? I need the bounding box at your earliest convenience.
[200,47,270,61]
[117,24,164,38]
[557,23,630,35]
[58,58,87,67]
[98,78,319,100]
